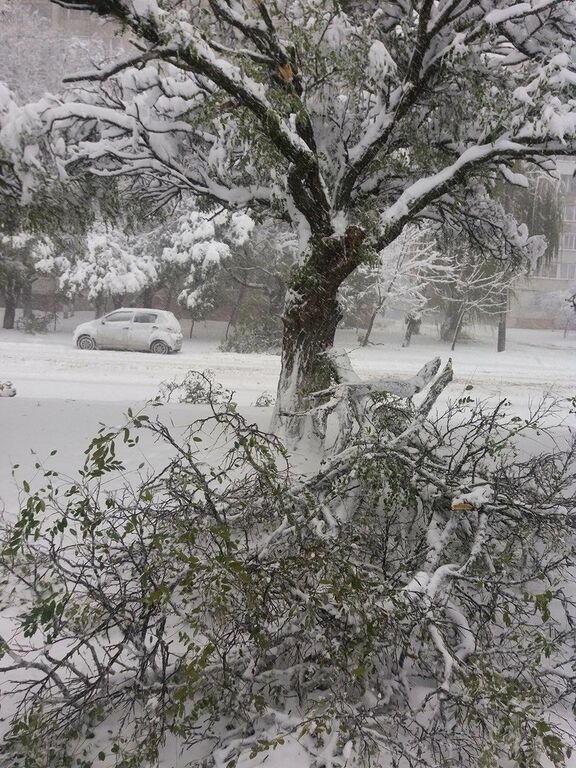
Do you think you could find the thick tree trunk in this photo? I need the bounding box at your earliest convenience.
[272,232,363,440]
[2,294,16,329]
[273,289,341,439]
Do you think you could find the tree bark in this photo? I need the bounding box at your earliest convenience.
[273,290,341,439]
[2,294,16,329]
[272,231,363,440]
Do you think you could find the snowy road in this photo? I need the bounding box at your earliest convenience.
[1,320,576,514]
[0,331,280,403]
[1,320,575,404]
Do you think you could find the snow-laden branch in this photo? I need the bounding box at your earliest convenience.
[485,0,561,25]
[63,49,171,83]
[378,138,574,243]
[319,353,441,401]
[336,0,576,211]
[57,3,314,167]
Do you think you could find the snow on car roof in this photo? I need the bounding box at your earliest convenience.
[114,308,174,314]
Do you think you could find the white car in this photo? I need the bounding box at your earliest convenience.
[74,308,183,354]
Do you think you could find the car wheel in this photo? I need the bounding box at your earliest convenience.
[150,340,170,354]
[77,335,96,350]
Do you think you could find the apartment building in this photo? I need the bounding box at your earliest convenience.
[509,159,576,329]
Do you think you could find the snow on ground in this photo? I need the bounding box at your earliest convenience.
[1,315,576,765]
[1,314,576,514]
[0,314,575,404]
[0,319,278,403]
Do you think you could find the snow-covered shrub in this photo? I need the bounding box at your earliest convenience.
[253,392,275,408]
[0,380,15,397]
[159,369,233,406]
[1,373,575,768]
[15,311,56,334]
[220,324,282,354]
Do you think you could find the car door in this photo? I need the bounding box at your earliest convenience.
[96,311,135,349]
[131,311,159,351]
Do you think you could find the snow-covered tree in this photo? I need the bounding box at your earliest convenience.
[162,202,254,314]
[432,213,546,348]
[0,227,53,329]
[7,0,576,434]
[0,0,112,206]
[163,202,298,347]
[531,282,576,334]
[0,83,56,207]
[38,222,157,314]
[341,225,446,347]
[437,250,517,349]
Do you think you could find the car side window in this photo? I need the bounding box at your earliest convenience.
[134,312,158,324]
[105,311,134,323]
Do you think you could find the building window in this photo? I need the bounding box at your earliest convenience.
[536,262,559,279]
[565,204,576,222]
[559,262,576,280]
[562,233,576,251]
[538,261,576,280]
